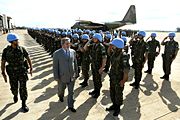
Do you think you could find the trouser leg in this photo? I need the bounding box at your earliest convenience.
[57,80,66,98]
[67,80,75,108]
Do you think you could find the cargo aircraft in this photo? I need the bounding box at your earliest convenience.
[71,5,136,31]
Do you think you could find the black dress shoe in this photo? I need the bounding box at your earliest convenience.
[106,105,115,111]
[89,90,96,95]
[13,95,18,103]
[21,105,29,112]
[59,97,64,102]
[68,107,76,112]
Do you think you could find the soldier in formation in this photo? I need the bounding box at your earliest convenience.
[160,32,179,80]
[106,38,130,116]
[144,33,160,74]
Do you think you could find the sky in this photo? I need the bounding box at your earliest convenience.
[0,0,180,31]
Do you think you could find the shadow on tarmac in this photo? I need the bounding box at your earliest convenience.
[120,89,141,120]
[34,85,57,103]
[103,88,141,120]
[158,80,180,112]
[2,108,22,120]
[33,63,52,73]
[31,77,54,91]
[140,74,159,96]
[31,69,52,80]
[127,68,135,82]
[0,103,14,117]
[100,90,111,106]
[38,97,97,120]
[32,57,52,68]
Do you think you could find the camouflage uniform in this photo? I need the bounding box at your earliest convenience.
[71,42,82,76]
[129,40,138,68]
[103,43,110,72]
[2,46,29,101]
[131,40,147,88]
[146,39,160,73]
[109,50,130,107]
[80,43,91,85]
[89,43,106,96]
[161,40,179,79]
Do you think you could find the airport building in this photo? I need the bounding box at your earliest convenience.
[0,13,13,34]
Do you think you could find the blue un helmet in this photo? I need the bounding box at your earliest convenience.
[77,29,83,34]
[72,33,79,39]
[110,38,124,48]
[93,33,103,42]
[121,31,126,36]
[168,32,176,37]
[7,33,19,42]
[67,32,72,36]
[105,34,112,40]
[138,31,146,37]
[85,29,91,34]
[81,34,89,40]
[151,33,157,37]
[105,31,110,34]
[61,32,67,36]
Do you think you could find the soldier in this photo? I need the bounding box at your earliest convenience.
[144,33,160,74]
[71,33,81,76]
[160,32,179,80]
[129,31,148,89]
[84,33,107,98]
[1,33,33,112]
[103,33,112,73]
[106,38,129,116]
[129,34,138,68]
[79,34,91,87]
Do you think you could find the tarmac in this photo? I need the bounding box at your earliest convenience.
[0,30,180,120]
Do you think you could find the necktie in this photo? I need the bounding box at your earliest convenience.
[66,50,69,57]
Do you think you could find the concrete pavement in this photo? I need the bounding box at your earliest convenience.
[0,30,180,120]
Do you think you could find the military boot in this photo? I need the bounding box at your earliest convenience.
[21,100,29,112]
[92,90,100,98]
[160,74,166,79]
[148,69,152,74]
[113,105,120,116]
[81,82,88,88]
[130,82,135,86]
[80,79,88,88]
[144,69,152,74]
[106,104,115,111]
[165,75,169,81]
[89,90,96,95]
[144,70,149,73]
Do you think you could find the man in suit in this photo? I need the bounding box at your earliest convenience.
[53,37,78,112]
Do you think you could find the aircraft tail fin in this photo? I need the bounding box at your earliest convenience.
[122,5,136,24]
